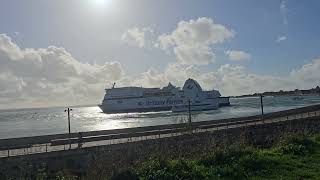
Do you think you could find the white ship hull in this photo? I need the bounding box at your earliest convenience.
[99,78,229,114]
[99,96,183,113]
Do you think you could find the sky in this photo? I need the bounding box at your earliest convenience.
[0,0,320,109]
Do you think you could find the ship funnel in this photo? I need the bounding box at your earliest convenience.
[182,78,202,92]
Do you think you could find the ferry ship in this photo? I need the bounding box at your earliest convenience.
[99,78,230,113]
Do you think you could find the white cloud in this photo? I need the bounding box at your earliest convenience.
[280,0,288,25]
[174,45,215,65]
[290,58,320,87]
[158,17,235,65]
[1,32,320,109]
[224,50,251,61]
[276,36,287,42]
[132,63,200,88]
[198,64,295,95]
[135,68,167,87]
[0,34,124,109]
[277,1,288,44]
[134,58,320,96]
[121,27,154,48]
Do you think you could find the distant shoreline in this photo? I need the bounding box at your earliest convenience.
[232,93,320,98]
[231,86,320,98]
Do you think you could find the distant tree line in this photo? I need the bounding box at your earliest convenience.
[232,86,320,98]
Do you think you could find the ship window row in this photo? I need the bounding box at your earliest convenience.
[144,92,174,96]
[105,96,143,100]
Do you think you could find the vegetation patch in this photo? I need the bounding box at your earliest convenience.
[278,135,317,155]
[111,134,320,180]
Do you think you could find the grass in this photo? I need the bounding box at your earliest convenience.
[3,133,320,179]
[110,134,320,180]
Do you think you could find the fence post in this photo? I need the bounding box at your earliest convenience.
[289,117,292,131]
[260,94,264,116]
[7,149,9,157]
[188,99,192,124]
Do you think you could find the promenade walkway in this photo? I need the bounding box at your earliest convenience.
[1,105,319,158]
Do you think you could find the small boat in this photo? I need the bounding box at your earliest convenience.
[172,103,218,112]
[171,99,219,112]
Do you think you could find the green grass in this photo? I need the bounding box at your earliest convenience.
[111,134,320,180]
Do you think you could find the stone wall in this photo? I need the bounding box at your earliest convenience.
[0,116,319,179]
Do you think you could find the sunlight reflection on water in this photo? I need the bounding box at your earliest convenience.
[1,96,320,138]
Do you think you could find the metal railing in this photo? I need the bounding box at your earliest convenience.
[0,105,319,158]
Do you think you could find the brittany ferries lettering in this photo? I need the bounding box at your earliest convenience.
[98,78,230,113]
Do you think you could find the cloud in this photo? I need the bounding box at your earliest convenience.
[174,45,216,65]
[1,32,320,109]
[224,50,251,61]
[277,1,288,44]
[276,36,287,42]
[197,64,295,95]
[290,58,320,87]
[121,27,154,48]
[134,58,320,96]
[133,63,200,88]
[135,68,167,87]
[158,17,235,65]
[280,0,288,25]
[0,34,124,109]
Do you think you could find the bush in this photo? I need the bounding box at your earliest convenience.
[110,170,138,180]
[215,165,246,180]
[279,136,316,155]
[136,159,208,180]
[198,147,253,166]
[280,144,308,155]
[238,153,278,175]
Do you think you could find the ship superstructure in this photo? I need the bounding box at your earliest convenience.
[99,78,229,113]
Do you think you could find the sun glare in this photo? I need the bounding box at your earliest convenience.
[91,0,111,7]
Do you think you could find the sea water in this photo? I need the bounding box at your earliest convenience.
[0,96,320,139]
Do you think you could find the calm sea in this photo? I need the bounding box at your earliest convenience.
[1,96,320,139]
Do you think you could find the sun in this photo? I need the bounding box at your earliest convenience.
[91,0,111,7]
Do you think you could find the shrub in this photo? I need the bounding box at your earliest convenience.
[110,170,138,180]
[135,159,208,180]
[198,147,254,166]
[279,135,316,155]
[238,153,278,176]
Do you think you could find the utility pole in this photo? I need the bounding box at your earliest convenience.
[65,108,72,134]
[64,107,72,149]
[188,99,192,124]
[260,94,264,116]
